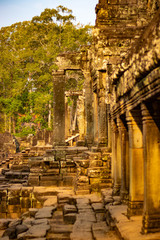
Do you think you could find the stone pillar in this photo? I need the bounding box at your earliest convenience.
[126,109,144,216]
[77,95,85,140]
[84,71,94,146]
[107,104,112,151]
[112,119,121,195]
[53,70,65,146]
[141,101,160,233]
[97,71,108,147]
[93,92,98,145]
[65,96,71,139]
[98,92,108,147]
[117,117,129,201]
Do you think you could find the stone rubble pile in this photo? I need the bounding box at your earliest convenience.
[0,188,121,240]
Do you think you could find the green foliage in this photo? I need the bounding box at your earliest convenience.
[0,5,92,134]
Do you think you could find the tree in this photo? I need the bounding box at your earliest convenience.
[0,6,93,135]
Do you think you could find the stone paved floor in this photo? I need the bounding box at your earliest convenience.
[46,193,120,240]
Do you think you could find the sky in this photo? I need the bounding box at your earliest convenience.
[0,0,98,29]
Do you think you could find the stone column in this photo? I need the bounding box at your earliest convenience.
[93,92,98,145]
[84,71,94,146]
[77,95,85,140]
[117,117,129,201]
[98,91,108,147]
[107,104,112,151]
[97,70,108,147]
[52,70,65,146]
[65,96,71,139]
[112,119,121,195]
[141,101,160,233]
[126,109,144,216]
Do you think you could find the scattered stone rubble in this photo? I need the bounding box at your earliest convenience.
[0,188,121,240]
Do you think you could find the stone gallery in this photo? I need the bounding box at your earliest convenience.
[0,0,160,239]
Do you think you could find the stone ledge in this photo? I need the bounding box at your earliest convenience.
[108,205,160,240]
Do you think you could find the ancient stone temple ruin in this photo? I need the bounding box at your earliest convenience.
[0,0,160,239]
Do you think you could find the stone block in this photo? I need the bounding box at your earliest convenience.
[0,201,7,213]
[8,197,20,205]
[50,224,73,234]
[35,206,57,219]
[77,176,89,184]
[20,198,32,209]
[91,203,105,213]
[57,193,75,205]
[62,176,75,186]
[28,175,39,186]
[7,205,21,214]
[21,187,33,198]
[87,167,111,178]
[64,213,77,224]
[29,208,38,218]
[63,204,77,215]
[17,224,50,239]
[0,219,11,230]
[89,160,103,168]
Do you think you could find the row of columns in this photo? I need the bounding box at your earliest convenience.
[112,101,160,233]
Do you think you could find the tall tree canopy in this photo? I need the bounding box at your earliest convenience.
[0,6,92,135]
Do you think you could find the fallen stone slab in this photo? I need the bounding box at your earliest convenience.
[73,221,92,232]
[92,203,105,213]
[17,224,50,239]
[0,220,11,230]
[43,196,57,207]
[92,221,109,232]
[32,219,49,226]
[89,194,102,204]
[70,231,93,240]
[104,196,114,205]
[8,219,22,228]
[77,203,92,211]
[76,197,90,204]
[16,224,28,235]
[2,227,16,239]
[46,232,70,240]
[57,193,75,205]
[76,212,96,223]
[35,206,57,219]
[29,208,38,218]
[50,224,73,234]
